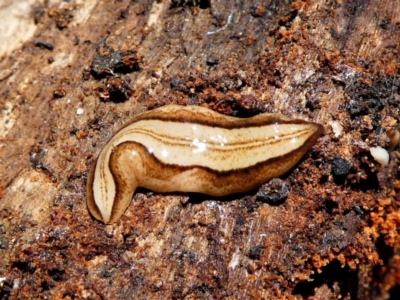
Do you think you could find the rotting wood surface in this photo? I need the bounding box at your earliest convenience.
[0,0,400,299]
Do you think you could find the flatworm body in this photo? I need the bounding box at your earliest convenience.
[87,105,324,224]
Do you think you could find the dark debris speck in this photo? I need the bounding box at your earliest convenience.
[256,178,290,204]
[90,41,141,77]
[34,41,54,50]
[97,76,134,102]
[248,245,264,259]
[53,86,67,99]
[331,155,351,176]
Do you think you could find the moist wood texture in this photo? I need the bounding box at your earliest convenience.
[1,0,400,299]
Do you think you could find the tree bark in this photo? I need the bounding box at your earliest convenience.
[1,0,399,299]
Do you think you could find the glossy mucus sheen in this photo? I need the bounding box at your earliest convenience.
[87,105,324,224]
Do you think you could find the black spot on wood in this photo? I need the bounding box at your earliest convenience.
[331,155,351,176]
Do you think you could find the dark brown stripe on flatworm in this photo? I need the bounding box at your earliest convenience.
[118,126,319,151]
[118,106,317,131]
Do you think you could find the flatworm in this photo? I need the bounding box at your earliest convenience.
[87,105,324,224]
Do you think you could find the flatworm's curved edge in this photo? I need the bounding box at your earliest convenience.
[117,105,316,132]
[86,160,103,222]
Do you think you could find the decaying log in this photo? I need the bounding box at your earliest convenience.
[1,0,399,299]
